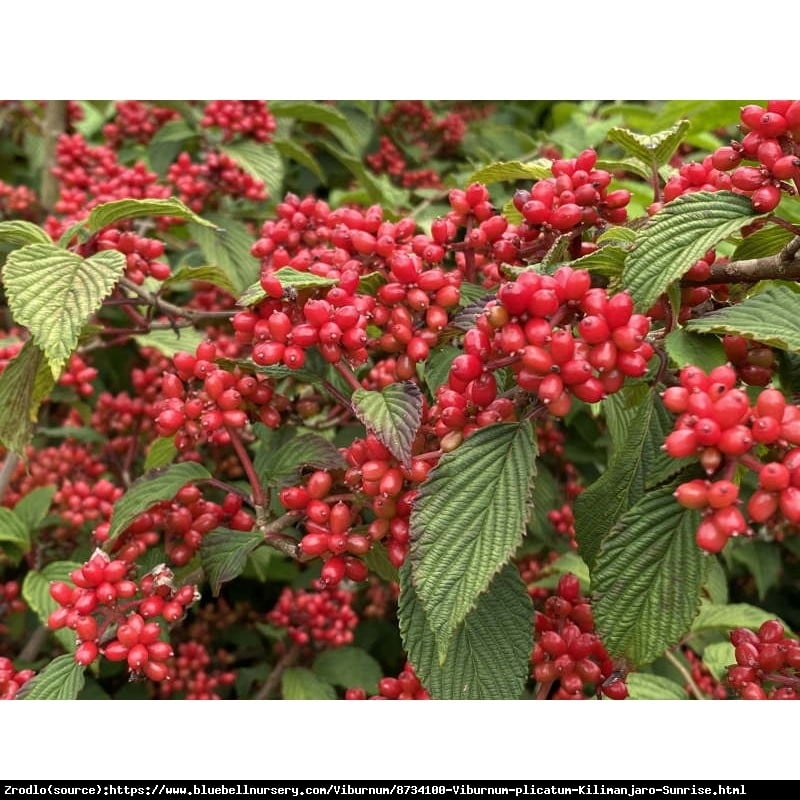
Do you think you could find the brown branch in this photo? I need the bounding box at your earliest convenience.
[0,452,21,505]
[254,644,300,699]
[117,277,237,322]
[40,101,67,212]
[682,236,800,285]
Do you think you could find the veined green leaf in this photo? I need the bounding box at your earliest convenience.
[17,654,85,700]
[200,528,264,596]
[86,197,217,232]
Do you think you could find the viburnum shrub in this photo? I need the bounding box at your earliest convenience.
[0,99,799,701]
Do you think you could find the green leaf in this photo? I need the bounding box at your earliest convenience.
[501,199,523,225]
[37,425,106,444]
[691,602,794,636]
[0,220,52,247]
[701,641,735,682]
[422,344,460,396]
[626,672,688,700]
[199,528,264,597]
[575,390,674,570]
[274,138,325,182]
[571,245,628,278]
[313,646,383,695]
[729,540,782,601]
[467,159,552,185]
[665,329,727,372]
[607,120,691,169]
[271,101,359,153]
[17,654,85,700]
[0,507,30,551]
[275,267,338,291]
[22,561,82,652]
[143,437,178,471]
[596,157,652,181]
[4,245,126,377]
[236,281,268,307]
[107,462,212,543]
[529,551,591,593]
[399,562,532,699]
[733,224,795,261]
[0,341,56,454]
[409,421,536,658]
[134,327,204,359]
[592,486,707,666]
[363,544,399,583]
[13,485,55,532]
[258,432,346,488]
[622,191,758,312]
[86,197,217,232]
[281,667,337,700]
[352,382,422,468]
[148,119,199,175]
[188,215,260,295]
[356,271,387,296]
[219,141,284,199]
[703,556,729,605]
[685,285,800,352]
[163,264,237,296]
[597,226,638,245]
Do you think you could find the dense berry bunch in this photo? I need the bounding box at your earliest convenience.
[722,334,776,387]
[683,646,728,699]
[267,581,358,648]
[665,365,800,551]
[48,553,198,679]
[157,641,236,699]
[200,100,276,143]
[0,658,34,700]
[0,179,38,219]
[726,620,800,699]
[663,100,800,213]
[345,663,430,699]
[102,101,178,147]
[531,574,627,699]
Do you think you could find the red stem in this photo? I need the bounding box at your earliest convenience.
[333,360,362,392]
[226,426,265,508]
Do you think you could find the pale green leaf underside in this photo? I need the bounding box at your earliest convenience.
[107,462,212,542]
[219,141,284,199]
[0,507,30,550]
[467,159,552,185]
[4,245,126,376]
[592,487,706,667]
[665,328,727,372]
[134,327,205,359]
[18,653,85,700]
[200,528,264,596]
[281,667,337,700]
[690,602,794,636]
[626,672,688,700]
[0,220,52,246]
[607,120,691,169]
[312,646,383,695]
[622,191,758,312]
[352,382,422,468]
[164,264,237,296]
[700,641,736,682]
[409,421,536,658]
[399,563,532,699]
[13,485,55,532]
[685,285,800,352]
[86,197,217,232]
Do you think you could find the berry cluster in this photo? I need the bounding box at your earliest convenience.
[722,335,776,387]
[345,663,430,700]
[452,266,652,420]
[531,574,627,699]
[0,658,34,700]
[662,101,800,213]
[200,100,276,143]
[0,179,38,220]
[665,366,800,551]
[48,553,198,679]
[102,101,178,147]
[682,646,727,699]
[267,581,358,648]
[727,620,800,699]
[157,641,236,700]
[93,226,171,283]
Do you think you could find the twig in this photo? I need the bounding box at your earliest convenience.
[682,236,800,285]
[117,277,236,322]
[254,644,300,699]
[0,452,21,505]
[664,648,707,700]
[18,625,51,663]
[40,101,67,212]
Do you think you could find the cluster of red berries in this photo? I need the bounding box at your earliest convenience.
[726,620,800,699]
[517,551,561,603]
[102,101,178,147]
[153,340,279,447]
[722,334,776,387]
[345,663,430,700]
[267,581,358,648]
[200,100,276,143]
[48,553,198,680]
[683,646,727,699]
[664,366,800,551]
[92,226,171,283]
[168,150,267,213]
[96,483,253,567]
[448,266,652,420]
[662,101,800,213]
[46,133,169,235]
[0,657,34,700]
[531,574,627,699]
[366,136,443,189]
[157,641,236,700]
[0,179,38,219]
